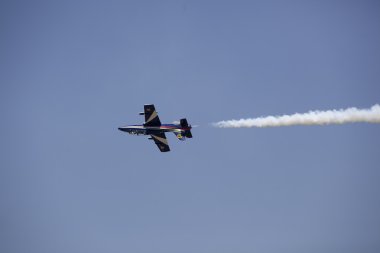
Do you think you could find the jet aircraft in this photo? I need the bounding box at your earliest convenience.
[118,104,192,152]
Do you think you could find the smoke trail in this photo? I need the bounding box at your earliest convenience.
[213,104,380,128]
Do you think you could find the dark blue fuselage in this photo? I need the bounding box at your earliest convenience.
[118,124,190,136]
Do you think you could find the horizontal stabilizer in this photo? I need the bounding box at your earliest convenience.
[180,118,189,128]
[184,130,192,138]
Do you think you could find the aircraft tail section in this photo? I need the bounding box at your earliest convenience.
[180,118,189,128]
[174,132,186,141]
[180,118,193,138]
[184,130,192,138]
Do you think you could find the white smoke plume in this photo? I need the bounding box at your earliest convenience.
[213,104,380,128]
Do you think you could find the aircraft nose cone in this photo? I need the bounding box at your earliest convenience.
[118,127,123,131]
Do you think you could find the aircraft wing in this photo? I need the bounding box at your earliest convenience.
[150,133,170,152]
[144,104,161,127]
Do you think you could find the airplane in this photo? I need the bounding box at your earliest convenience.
[118,104,193,152]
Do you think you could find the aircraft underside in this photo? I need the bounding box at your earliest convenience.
[118,104,192,152]
[120,127,176,136]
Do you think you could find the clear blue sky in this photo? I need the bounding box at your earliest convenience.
[1,1,380,252]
